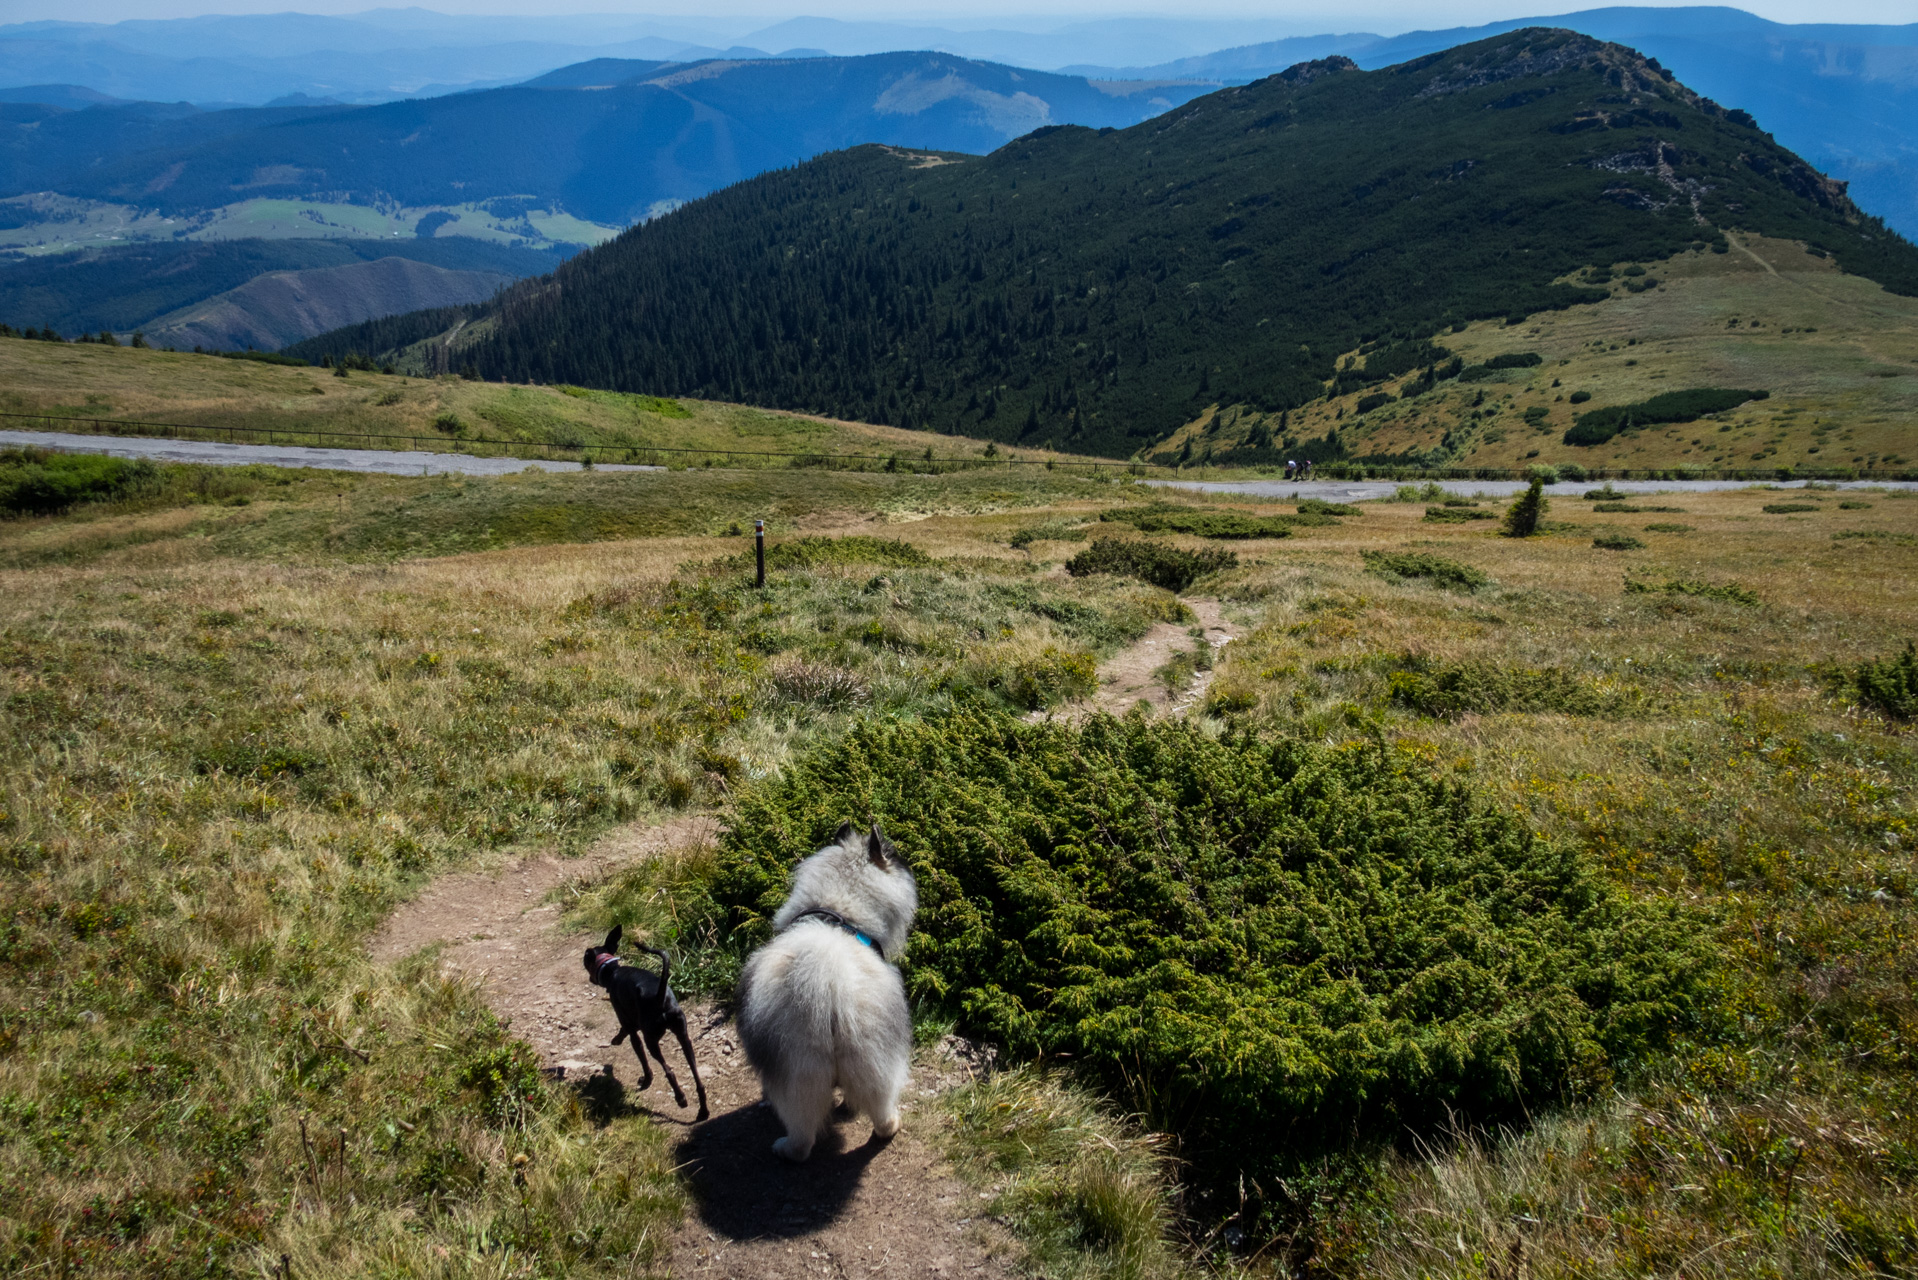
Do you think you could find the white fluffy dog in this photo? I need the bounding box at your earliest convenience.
[736,820,918,1161]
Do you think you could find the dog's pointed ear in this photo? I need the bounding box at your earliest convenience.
[602,923,623,954]
[834,820,856,846]
[866,822,891,868]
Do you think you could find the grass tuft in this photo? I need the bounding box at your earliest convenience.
[1360,550,1489,592]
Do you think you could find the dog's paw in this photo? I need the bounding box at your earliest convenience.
[871,1113,901,1140]
[772,1135,813,1162]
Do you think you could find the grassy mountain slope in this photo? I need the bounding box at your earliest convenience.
[141,257,511,351]
[445,28,1918,459]
[0,237,564,335]
[0,336,1109,472]
[1160,232,1918,473]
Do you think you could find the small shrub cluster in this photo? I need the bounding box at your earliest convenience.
[1295,498,1362,516]
[1361,550,1489,592]
[1004,646,1098,710]
[1644,522,1695,533]
[1593,532,1645,550]
[1387,655,1636,717]
[759,535,934,571]
[712,713,1706,1203]
[1103,506,1297,539]
[1843,642,1918,720]
[1839,500,1873,510]
[0,448,157,516]
[1583,485,1626,500]
[1066,537,1237,592]
[1423,506,1495,523]
[1008,520,1091,549]
[1762,502,1822,514]
[1625,577,1761,606]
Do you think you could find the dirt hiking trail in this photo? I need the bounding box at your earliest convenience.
[1046,595,1238,720]
[369,817,1014,1280]
[367,605,1236,1275]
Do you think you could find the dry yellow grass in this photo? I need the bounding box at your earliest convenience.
[0,462,1913,1275]
[0,336,1118,469]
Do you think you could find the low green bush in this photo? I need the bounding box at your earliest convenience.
[1008,520,1090,549]
[1839,501,1873,510]
[1568,390,1593,404]
[1762,502,1821,514]
[0,448,157,516]
[1066,538,1237,592]
[1103,506,1303,538]
[1583,485,1626,501]
[1644,522,1695,533]
[1593,533,1645,550]
[1843,642,1918,720]
[1361,550,1488,592]
[1625,577,1761,606]
[1394,481,1446,503]
[1296,498,1362,516]
[1423,506,1495,523]
[713,713,1705,1196]
[1003,647,1098,710]
[758,535,934,571]
[1387,655,1636,717]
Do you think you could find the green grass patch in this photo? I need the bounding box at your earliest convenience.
[1763,502,1823,514]
[1361,550,1489,592]
[759,535,933,572]
[1593,533,1646,551]
[1296,498,1363,516]
[1625,576,1762,606]
[1387,655,1644,717]
[1839,501,1873,510]
[1066,537,1238,592]
[940,1068,1189,1280]
[0,448,157,516]
[1423,506,1496,523]
[711,712,1707,1220]
[1835,529,1918,545]
[1101,506,1298,539]
[1644,522,1695,533]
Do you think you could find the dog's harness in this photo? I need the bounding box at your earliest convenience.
[588,950,621,984]
[786,908,885,960]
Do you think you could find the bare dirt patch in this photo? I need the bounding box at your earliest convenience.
[369,816,1015,1280]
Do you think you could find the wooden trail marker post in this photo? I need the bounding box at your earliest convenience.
[755,519,766,588]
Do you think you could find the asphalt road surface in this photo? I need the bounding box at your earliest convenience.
[0,429,660,477]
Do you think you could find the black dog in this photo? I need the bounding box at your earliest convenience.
[583,924,710,1120]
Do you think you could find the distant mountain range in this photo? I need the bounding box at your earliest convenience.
[0,51,1208,346]
[0,53,1208,228]
[335,29,1916,459]
[1,7,1912,241]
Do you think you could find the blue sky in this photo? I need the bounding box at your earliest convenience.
[7,3,1916,33]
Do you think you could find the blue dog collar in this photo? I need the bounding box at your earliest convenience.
[788,908,885,960]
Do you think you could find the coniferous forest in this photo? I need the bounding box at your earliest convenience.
[392,29,1917,457]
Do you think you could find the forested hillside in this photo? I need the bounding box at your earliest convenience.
[439,28,1918,457]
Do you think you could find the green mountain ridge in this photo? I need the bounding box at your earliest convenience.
[319,28,1918,458]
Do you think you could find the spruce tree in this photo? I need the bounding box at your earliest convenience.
[1501,476,1547,537]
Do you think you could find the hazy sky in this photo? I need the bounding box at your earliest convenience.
[3,0,1915,31]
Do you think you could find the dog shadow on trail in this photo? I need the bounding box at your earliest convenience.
[672,1102,889,1240]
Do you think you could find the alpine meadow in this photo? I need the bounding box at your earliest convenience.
[0,14,1917,1280]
